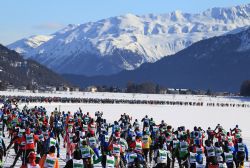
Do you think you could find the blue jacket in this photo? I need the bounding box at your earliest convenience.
[127,128,136,138]
[228,145,235,154]
[98,133,109,148]
[42,137,60,156]
[125,152,144,163]
[234,143,248,159]
[111,124,120,134]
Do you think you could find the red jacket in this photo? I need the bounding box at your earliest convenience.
[19,133,39,150]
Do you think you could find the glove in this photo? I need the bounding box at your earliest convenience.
[246,157,248,162]
[4,152,6,156]
[57,154,60,158]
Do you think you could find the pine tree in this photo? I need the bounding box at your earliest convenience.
[240,80,250,96]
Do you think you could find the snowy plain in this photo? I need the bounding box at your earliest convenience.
[1,91,250,167]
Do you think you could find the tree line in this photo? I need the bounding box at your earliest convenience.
[240,80,250,96]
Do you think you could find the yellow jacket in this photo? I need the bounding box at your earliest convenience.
[142,135,152,149]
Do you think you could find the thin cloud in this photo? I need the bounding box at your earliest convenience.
[33,23,64,30]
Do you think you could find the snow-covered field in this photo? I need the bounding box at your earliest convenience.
[1,90,250,104]
[2,91,250,167]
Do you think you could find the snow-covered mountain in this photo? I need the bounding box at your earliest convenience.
[8,35,54,58]
[63,26,250,92]
[8,24,79,58]
[8,4,250,76]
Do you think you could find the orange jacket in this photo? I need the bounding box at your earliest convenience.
[39,153,59,168]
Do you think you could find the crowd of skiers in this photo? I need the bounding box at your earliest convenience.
[0,100,248,168]
[1,96,250,108]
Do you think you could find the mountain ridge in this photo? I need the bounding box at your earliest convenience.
[8,3,250,76]
[63,27,250,92]
[0,44,69,88]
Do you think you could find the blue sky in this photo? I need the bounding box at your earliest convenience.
[1,0,250,45]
